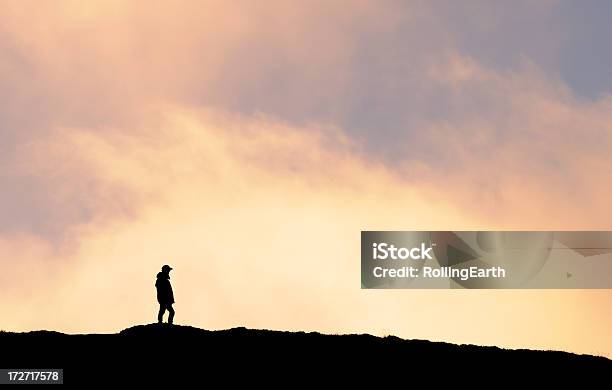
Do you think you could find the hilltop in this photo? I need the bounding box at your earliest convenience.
[0,324,609,384]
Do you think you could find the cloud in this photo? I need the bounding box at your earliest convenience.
[404,53,612,228]
[0,106,609,358]
[0,106,474,330]
[1,1,612,357]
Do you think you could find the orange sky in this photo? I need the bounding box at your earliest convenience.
[0,1,611,357]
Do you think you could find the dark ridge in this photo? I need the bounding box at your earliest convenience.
[1,324,609,384]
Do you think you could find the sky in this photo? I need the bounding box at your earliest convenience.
[1,0,611,357]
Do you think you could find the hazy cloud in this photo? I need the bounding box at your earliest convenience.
[1,1,612,356]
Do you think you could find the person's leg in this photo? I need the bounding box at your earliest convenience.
[167,304,175,324]
[158,304,166,323]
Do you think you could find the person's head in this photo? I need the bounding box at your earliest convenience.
[161,264,173,274]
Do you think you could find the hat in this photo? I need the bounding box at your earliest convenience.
[162,264,173,271]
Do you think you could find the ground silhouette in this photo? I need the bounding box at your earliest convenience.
[1,324,609,384]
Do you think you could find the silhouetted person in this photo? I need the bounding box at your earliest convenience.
[156,265,175,324]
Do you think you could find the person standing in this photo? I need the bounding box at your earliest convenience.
[156,265,175,324]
